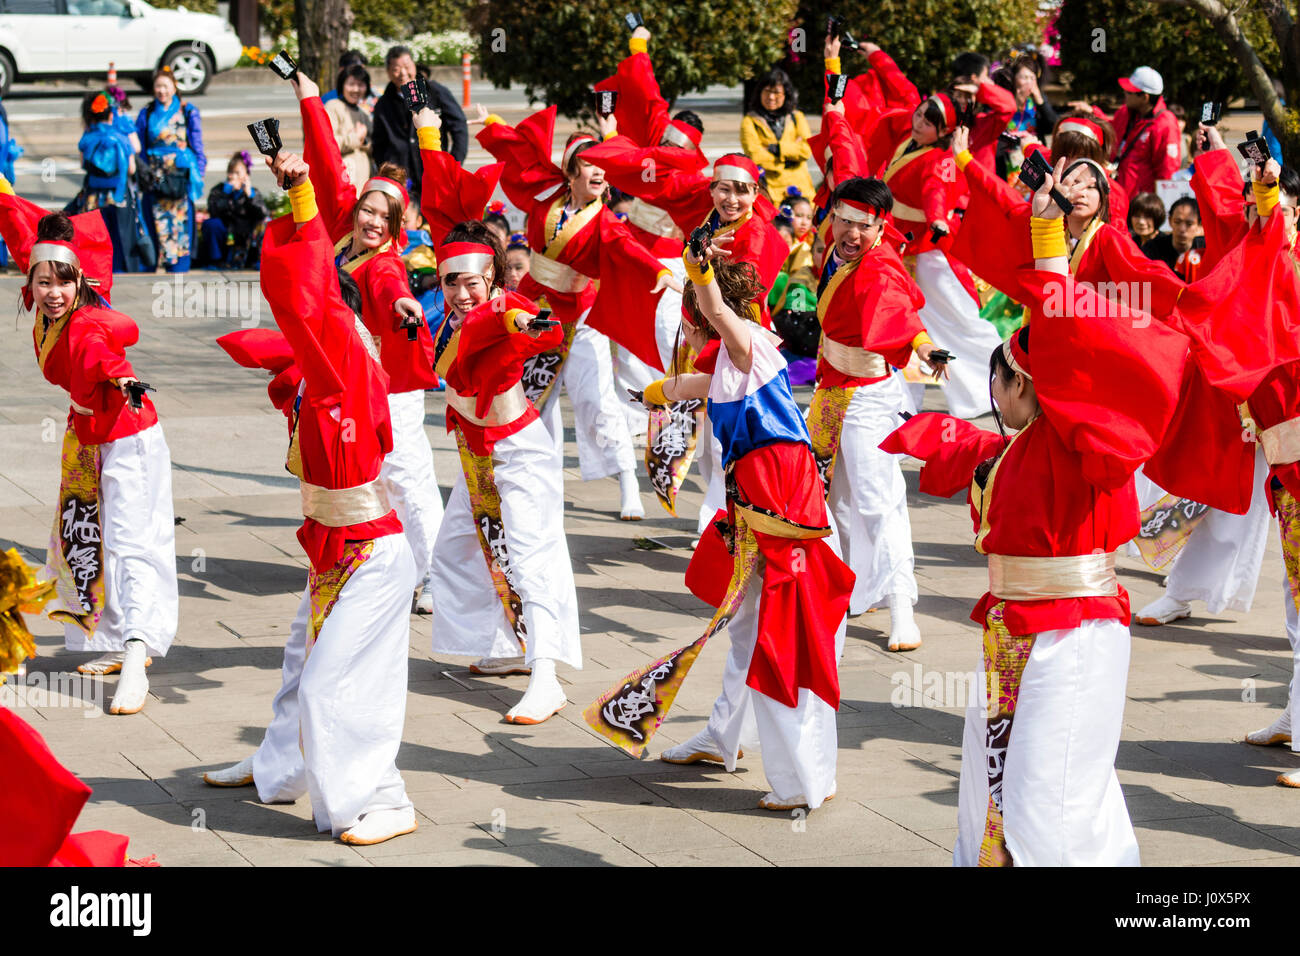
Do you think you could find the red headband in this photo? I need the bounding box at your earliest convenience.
[1004,333,1031,380]
[662,119,703,150]
[712,154,760,185]
[361,176,408,209]
[832,196,885,223]
[436,241,496,277]
[1056,117,1104,145]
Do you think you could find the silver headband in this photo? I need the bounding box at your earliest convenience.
[438,251,494,276]
[1003,338,1031,380]
[562,137,596,170]
[712,162,756,185]
[361,178,405,205]
[30,242,82,272]
[1057,120,1100,143]
[661,124,695,149]
[832,202,880,225]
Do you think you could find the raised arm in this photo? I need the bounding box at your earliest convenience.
[683,239,753,373]
[594,26,671,148]
[293,72,356,241]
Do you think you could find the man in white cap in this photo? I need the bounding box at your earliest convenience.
[1105,66,1183,196]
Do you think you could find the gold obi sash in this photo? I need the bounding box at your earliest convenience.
[987,551,1118,601]
[300,478,390,527]
[888,198,925,222]
[70,400,94,416]
[528,252,590,293]
[819,333,887,379]
[627,198,684,240]
[1260,417,1300,466]
[444,382,528,428]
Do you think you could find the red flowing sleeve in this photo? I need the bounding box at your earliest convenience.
[868,49,920,110]
[217,327,301,415]
[1190,148,1248,270]
[880,412,1006,501]
[477,109,565,213]
[585,209,669,371]
[864,109,915,175]
[856,254,927,368]
[579,134,710,223]
[0,190,115,298]
[419,145,503,241]
[1086,224,1186,317]
[299,95,358,242]
[822,109,870,180]
[949,156,1033,299]
[968,81,1017,169]
[258,213,351,407]
[66,317,134,414]
[595,49,670,147]
[1017,269,1190,491]
[455,290,563,417]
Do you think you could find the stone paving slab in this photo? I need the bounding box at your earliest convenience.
[3,274,1300,866]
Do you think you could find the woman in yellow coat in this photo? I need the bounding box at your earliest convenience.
[741,68,814,204]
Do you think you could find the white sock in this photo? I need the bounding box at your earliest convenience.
[110,639,150,714]
[619,468,645,519]
[506,657,566,722]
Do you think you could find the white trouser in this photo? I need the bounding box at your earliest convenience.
[1159,449,1270,614]
[954,618,1140,866]
[912,250,1004,420]
[63,422,178,657]
[697,525,845,806]
[538,315,637,481]
[1283,575,1300,752]
[823,374,918,614]
[695,417,727,535]
[379,389,444,585]
[252,532,416,835]
[428,416,581,668]
[613,255,685,439]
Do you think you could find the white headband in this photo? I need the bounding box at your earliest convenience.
[1003,338,1031,380]
[832,202,880,225]
[562,136,596,170]
[712,162,757,185]
[1056,120,1100,143]
[361,178,404,205]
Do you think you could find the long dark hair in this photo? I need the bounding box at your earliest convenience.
[672,259,764,374]
[749,67,796,116]
[987,325,1029,440]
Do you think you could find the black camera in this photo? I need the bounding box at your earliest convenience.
[826,14,859,50]
[1200,101,1222,127]
[827,73,849,105]
[623,11,643,31]
[593,90,619,117]
[1017,149,1074,213]
[268,49,298,81]
[530,308,558,331]
[398,76,431,113]
[927,349,954,366]
[1238,129,1271,168]
[688,221,715,261]
[125,381,155,410]
[247,118,282,160]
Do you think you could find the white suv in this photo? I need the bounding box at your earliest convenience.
[0,0,242,95]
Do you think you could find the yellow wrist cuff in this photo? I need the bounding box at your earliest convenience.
[417,126,441,151]
[954,150,973,171]
[503,309,526,333]
[0,176,13,196]
[825,56,841,75]
[603,128,618,141]
[911,331,933,351]
[643,378,668,406]
[1254,180,1281,218]
[683,255,713,286]
[1030,216,1067,259]
[484,113,504,126]
[289,181,317,224]
[629,37,648,55]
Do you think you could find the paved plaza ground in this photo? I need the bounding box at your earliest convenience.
[2,275,1299,867]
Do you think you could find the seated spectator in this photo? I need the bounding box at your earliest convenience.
[199,151,268,269]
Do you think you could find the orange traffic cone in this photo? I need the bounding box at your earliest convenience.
[107,61,117,86]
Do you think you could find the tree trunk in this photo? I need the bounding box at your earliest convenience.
[294,0,353,89]
[1152,0,1300,158]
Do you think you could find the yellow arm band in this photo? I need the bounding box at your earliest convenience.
[683,255,714,285]
[417,126,441,151]
[825,56,842,74]
[1254,180,1281,218]
[289,181,318,224]
[954,150,973,171]
[629,37,648,55]
[484,113,505,126]
[0,176,12,196]
[503,309,527,333]
[911,331,933,351]
[1030,216,1067,259]
[643,378,669,406]
[603,128,618,141]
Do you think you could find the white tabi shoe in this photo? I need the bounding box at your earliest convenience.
[886,594,922,652]
[469,655,531,676]
[1134,595,1192,626]
[202,755,255,788]
[108,640,150,715]
[339,806,418,846]
[1246,712,1293,747]
[414,578,435,616]
[619,468,645,521]
[1277,769,1300,789]
[758,787,837,811]
[78,649,153,675]
[503,659,566,724]
[659,729,741,766]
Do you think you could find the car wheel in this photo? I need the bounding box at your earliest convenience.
[0,50,14,98]
[164,46,213,95]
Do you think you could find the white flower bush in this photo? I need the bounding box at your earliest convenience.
[276,31,475,66]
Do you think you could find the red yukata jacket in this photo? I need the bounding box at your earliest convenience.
[300,94,439,394]
[260,211,403,571]
[815,237,927,388]
[477,107,670,371]
[442,289,564,457]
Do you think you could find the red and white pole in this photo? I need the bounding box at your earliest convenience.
[107,61,117,85]
[461,51,471,107]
